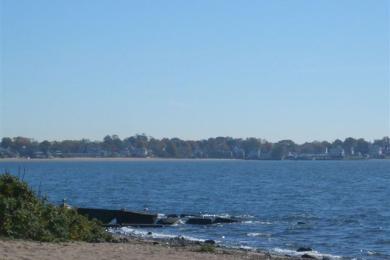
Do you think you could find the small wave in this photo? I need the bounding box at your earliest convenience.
[194,213,255,220]
[272,248,342,260]
[200,213,231,218]
[361,249,390,258]
[109,227,206,242]
[234,214,255,219]
[247,232,272,237]
[239,245,254,250]
[109,226,150,237]
[228,245,256,251]
[242,220,272,225]
[178,235,206,242]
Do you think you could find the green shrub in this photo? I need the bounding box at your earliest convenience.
[198,244,216,253]
[0,173,112,242]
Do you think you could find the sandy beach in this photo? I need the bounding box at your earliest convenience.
[0,238,296,260]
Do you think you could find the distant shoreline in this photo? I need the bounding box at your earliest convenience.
[0,157,245,162]
[2,136,389,161]
[0,157,388,163]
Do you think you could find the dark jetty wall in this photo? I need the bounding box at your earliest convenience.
[77,208,157,225]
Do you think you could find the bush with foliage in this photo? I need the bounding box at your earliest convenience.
[0,173,112,242]
[197,244,216,253]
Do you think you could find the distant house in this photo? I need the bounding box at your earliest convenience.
[53,150,63,157]
[247,149,261,160]
[258,150,272,160]
[85,147,103,157]
[33,151,46,159]
[328,147,345,159]
[0,147,16,158]
[65,153,93,158]
[385,146,390,156]
[369,145,384,158]
[191,148,204,158]
[285,152,298,160]
[130,146,148,157]
[232,146,245,159]
[120,148,131,157]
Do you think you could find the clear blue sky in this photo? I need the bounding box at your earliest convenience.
[1,0,389,143]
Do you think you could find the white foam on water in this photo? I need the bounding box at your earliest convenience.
[247,232,271,237]
[235,214,255,219]
[110,227,342,259]
[109,227,206,242]
[110,226,149,237]
[200,213,231,218]
[273,248,342,260]
[228,245,256,251]
[180,235,206,242]
[242,220,272,225]
[239,245,254,250]
[151,233,177,239]
[157,213,166,219]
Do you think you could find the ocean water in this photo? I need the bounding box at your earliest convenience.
[1,159,389,259]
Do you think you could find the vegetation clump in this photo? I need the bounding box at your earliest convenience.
[197,244,216,253]
[0,173,112,242]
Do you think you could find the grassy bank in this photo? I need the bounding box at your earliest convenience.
[0,173,111,242]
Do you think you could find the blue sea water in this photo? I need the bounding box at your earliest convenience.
[1,159,389,259]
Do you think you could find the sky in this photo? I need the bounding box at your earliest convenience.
[1,0,389,143]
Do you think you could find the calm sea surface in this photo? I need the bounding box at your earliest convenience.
[1,159,389,259]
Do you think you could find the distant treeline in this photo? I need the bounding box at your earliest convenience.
[1,135,389,160]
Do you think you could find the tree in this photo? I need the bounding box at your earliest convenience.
[39,140,51,154]
[1,138,12,149]
[270,143,284,160]
[343,137,357,155]
[356,138,369,155]
[165,141,177,157]
[242,138,262,154]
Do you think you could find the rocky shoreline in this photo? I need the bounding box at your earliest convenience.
[109,231,334,260]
